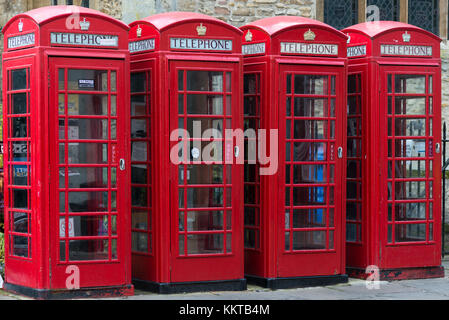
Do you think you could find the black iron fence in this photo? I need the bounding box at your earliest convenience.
[442,122,449,257]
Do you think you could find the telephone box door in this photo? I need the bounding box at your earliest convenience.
[278,64,346,277]
[379,65,441,269]
[169,60,242,283]
[49,57,128,289]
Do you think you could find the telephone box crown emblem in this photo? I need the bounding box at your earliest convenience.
[18,19,23,32]
[402,31,411,42]
[197,23,207,36]
[245,30,253,42]
[136,25,142,38]
[80,18,90,31]
[304,29,316,41]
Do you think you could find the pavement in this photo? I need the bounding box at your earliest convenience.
[2,260,449,300]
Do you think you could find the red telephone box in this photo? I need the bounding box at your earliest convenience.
[241,17,348,288]
[343,21,444,280]
[128,12,246,293]
[2,6,133,298]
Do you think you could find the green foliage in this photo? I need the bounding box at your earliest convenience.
[0,232,4,279]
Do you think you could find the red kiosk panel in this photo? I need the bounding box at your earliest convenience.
[344,21,443,280]
[129,12,246,293]
[241,16,348,289]
[2,6,133,298]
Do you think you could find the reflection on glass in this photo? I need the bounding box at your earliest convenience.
[187,188,223,208]
[394,139,426,158]
[187,71,223,92]
[60,215,109,237]
[395,97,426,115]
[293,142,326,161]
[292,187,325,206]
[67,94,108,116]
[293,231,326,250]
[132,232,148,252]
[68,69,108,91]
[12,69,27,91]
[12,93,27,114]
[66,167,108,189]
[394,202,426,221]
[68,143,108,164]
[68,192,108,212]
[395,224,426,242]
[184,165,223,184]
[294,120,326,139]
[395,118,425,136]
[67,118,108,140]
[132,210,148,230]
[186,211,224,231]
[69,239,108,261]
[187,234,223,254]
[395,181,426,199]
[292,209,326,228]
[294,75,327,95]
[294,98,327,117]
[187,95,223,115]
[395,75,425,94]
[293,164,326,184]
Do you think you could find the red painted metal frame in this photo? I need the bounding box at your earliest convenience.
[241,17,348,283]
[343,21,443,280]
[2,6,133,295]
[129,12,244,287]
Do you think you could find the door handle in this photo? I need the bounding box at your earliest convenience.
[234,146,240,158]
[436,143,441,154]
[119,159,125,171]
[337,147,343,159]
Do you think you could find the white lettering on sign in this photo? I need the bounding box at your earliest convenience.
[50,32,119,47]
[347,45,367,58]
[380,44,432,56]
[242,42,266,55]
[280,42,338,56]
[129,38,155,53]
[170,38,233,51]
[7,33,35,49]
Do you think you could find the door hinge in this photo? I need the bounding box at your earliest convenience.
[48,72,51,88]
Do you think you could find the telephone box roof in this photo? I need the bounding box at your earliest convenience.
[343,21,441,42]
[242,16,347,39]
[2,5,129,33]
[129,11,242,34]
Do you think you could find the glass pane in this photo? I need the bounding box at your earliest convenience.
[60,215,109,237]
[185,165,223,184]
[293,164,326,184]
[187,71,223,92]
[131,95,147,116]
[12,69,27,90]
[67,94,108,116]
[12,93,27,114]
[395,224,426,242]
[132,187,147,207]
[395,181,426,199]
[68,69,108,91]
[244,229,257,249]
[132,210,148,230]
[293,142,326,161]
[394,139,426,158]
[11,117,28,138]
[131,142,148,162]
[294,75,327,95]
[187,187,223,208]
[187,95,223,115]
[293,187,326,206]
[244,207,257,226]
[395,118,426,137]
[12,189,28,209]
[12,235,28,257]
[394,97,426,115]
[111,71,117,92]
[11,141,29,161]
[132,165,148,184]
[186,211,224,231]
[66,167,108,188]
[293,231,326,250]
[294,98,327,117]
[11,212,28,233]
[187,118,223,137]
[394,202,426,221]
[69,240,108,261]
[348,74,359,94]
[111,95,117,116]
[244,74,257,94]
[292,208,326,228]
[132,232,148,252]
[187,234,224,254]
[294,120,326,139]
[346,223,357,242]
[131,119,147,138]
[394,160,426,178]
[395,75,426,94]
[67,119,108,140]
[68,143,108,164]
[68,192,108,212]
